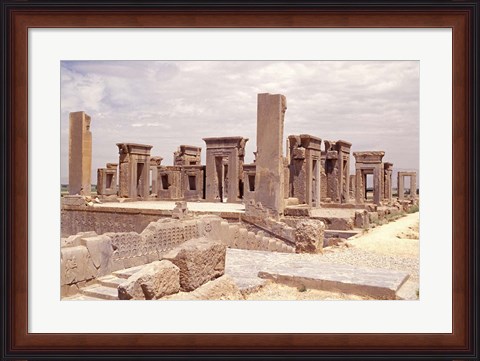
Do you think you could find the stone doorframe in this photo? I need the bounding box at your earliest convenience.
[203,137,248,203]
[116,143,153,199]
[353,151,385,205]
[397,171,417,200]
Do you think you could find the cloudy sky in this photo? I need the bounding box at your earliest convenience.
[61,61,419,185]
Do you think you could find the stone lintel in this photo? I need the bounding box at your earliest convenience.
[203,136,248,149]
[243,163,256,172]
[116,143,153,156]
[181,165,205,171]
[398,171,416,176]
[159,165,182,171]
[106,163,118,169]
[353,151,385,163]
[336,139,352,149]
[178,145,202,155]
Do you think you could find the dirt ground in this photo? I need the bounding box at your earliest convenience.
[245,212,420,300]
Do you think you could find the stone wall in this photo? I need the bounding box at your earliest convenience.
[61,206,171,237]
[61,214,296,297]
[61,205,242,237]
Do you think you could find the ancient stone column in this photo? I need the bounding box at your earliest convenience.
[150,156,163,195]
[383,162,393,201]
[68,111,92,195]
[410,173,417,198]
[254,93,287,218]
[397,173,405,200]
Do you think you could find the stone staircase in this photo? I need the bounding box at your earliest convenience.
[66,265,145,300]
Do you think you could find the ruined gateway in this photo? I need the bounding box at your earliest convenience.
[62,93,419,300]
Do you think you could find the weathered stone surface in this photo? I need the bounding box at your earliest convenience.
[62,195,86,207]
[294,219,324,254]
[314,216,353,230]
[368,211,379,224]
[203,137,248,203]
[172,201,190,219]
[62,231,97,248]
[162,237,226,291]
[197,215,223,240]
[284,206,311,217]
[68,111,92,196]
[81,235,114,277]
[253,93,287,219]
[118,260,180,300]
[61,246,92,285]
[164,275,244,300]
[354,210,370,228]
[258,261,409,300]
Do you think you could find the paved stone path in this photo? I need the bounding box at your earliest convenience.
[225,248,410,299]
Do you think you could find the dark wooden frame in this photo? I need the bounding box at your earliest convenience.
[1,1,478,360]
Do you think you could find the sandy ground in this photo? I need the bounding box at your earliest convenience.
[347,212,419,258]
[245,212,419,300]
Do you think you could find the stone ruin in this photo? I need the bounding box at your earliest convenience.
[61,212,298,299]
[63,92,419,299]
[75,92,417,211]
[68,111,92,196]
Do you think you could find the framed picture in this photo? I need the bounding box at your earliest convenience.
[1,1,478,359]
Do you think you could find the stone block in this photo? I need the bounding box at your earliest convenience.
[237,228,248,249]
[198,216,223,241]
[220,221,230,242]
[354,210,370,229]
[81,235,114,277]
[162,237,226,291]
[62,231,97,248]
[61,246,93,285]
[284,206,312,217]
[247,231,256,250]
[118,260,180,300]
[255,234,263,250]
[61,284,79,297]
[294,219,324,254]
[228,225,240,248]
[268,238,277,251]
[368,212,379,224]
[165,275,244,300]
[62,195,85,207]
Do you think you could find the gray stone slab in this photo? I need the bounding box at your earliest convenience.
[112,264,145,279]
[225,248,409,299]
[258,265,408,300]
[97,275,125,288]
[80,285,119,300]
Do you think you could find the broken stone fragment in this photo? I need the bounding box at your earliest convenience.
[294,219,325,254]
[61,245,90,285]
[118,260,180,300]
[164,275,244,300]
[162,237,226,291]
[81,235,114,277]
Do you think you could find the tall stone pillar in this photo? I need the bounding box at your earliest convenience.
[398,173,405,200]
[410,173,417,198]
[68,111,92,195]
[383,162,393,201]
[254,93,287,218]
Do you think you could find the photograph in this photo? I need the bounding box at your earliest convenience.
[60,60,420,301]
